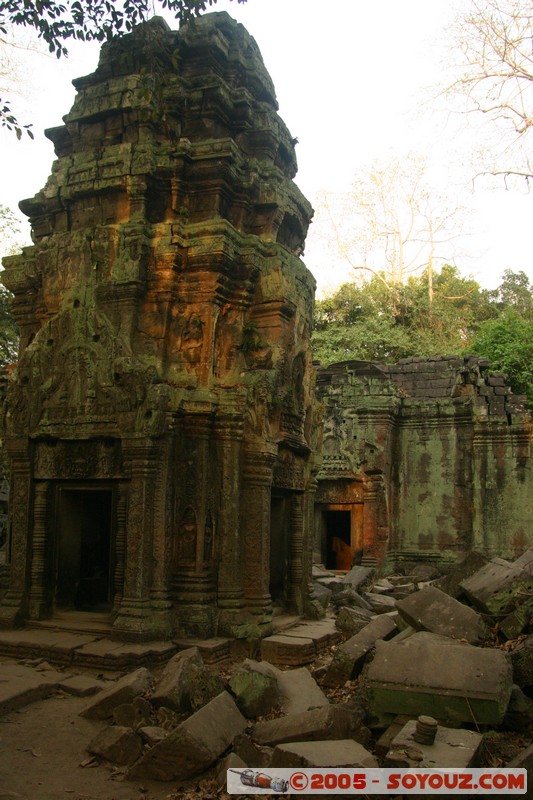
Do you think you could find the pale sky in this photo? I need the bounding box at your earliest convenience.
[1,0,533,296]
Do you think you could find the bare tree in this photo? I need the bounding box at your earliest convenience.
[315,154,464,304]
[447,0,533,184]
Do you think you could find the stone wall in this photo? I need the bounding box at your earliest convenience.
[316,356,532,568]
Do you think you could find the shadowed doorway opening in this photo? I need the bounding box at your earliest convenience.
[55,487,114,611]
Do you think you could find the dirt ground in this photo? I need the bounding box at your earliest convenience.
[0,679,231,800]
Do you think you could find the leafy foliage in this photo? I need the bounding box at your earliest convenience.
[0,0,247,134]
[312,265,485,365]
[313,266,533,407]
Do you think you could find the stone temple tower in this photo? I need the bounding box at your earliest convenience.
[0,13,319,641]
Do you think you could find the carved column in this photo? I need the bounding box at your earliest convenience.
[112,440,157,641]
[362,479,379,567]
[215,415,246,635]
[172,414,217,637]
[112,483,128,614]
[287,492,304,613]
[148,438,173,636]
[0,440,32,627]
[28,481,50,619]
[242,447,276,631]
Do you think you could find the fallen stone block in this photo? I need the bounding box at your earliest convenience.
[366,632,513,725]
[233,732,272,768]
[499,598,533,640]
[335,606,374,636]
[269,739,378,768]
[384,718,482,768]
[260,634,315,666]
[252,704,356,747]
[503,685,533,732]
[229,664,280,718]
[374,715,415,758]
[343,565,374,591]
[113,696,152,729]
[240,661,328,716]
[57,674,107,697]
[80,667,153,720]
[138,726,169,745]
[87,725,143,766]
[396,585,488,643]
[364,593,397,613]
[310,581,332,610]
[460,556,533,616]
[127,691,247,781]
[511,635,533,689]
[331,588,372,610]
[150,646,224,713]
[324,615,398,687]
[411,564,441,582]
[215,752,247,791]
[434,551,488,598]
[372,578,395,593]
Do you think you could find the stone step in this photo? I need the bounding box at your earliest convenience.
[260,619,341,666]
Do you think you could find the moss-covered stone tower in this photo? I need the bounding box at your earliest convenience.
[0,13,318,640]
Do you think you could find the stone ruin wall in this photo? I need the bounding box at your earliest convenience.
[315,356,532,569]
[0,13,320,640]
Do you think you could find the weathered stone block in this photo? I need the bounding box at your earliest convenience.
[343,565,374,591]
[511,635,533,688]
[364,593,397,613]
[138,726,169,745]
[335,605,373,636]
[112,696,151,729]
[80,667,153,720]
[260,634,315,666]
[499,598,533,640]
[385,719,482,768]
[215,752,247,790]
[87,725,143,765]
[324,615,398,687]
[367,633,513,725]
[434,551,488,598]
[460,556,533,615]
[150,646,224,713]
[237,660,328,715]
[127,691,247,781]
[251,705,355,746]
[233,732,272,768]
[269,739,378,768]
[396,585,487,643]
[229,665,280,718]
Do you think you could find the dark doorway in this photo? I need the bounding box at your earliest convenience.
[325,509,351,570]
[56,488,113,611]
[270,494,290,606]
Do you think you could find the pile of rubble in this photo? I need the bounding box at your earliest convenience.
[76,549,532,791]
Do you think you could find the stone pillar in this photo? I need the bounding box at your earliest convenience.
[362,480,379,567]
[112,482,128,614]
[28,481,50,619]
[241,448,275,634]
[302,473,322,618]
[148,438,173,637]
[172,415,217,637]
[112,440,158,641]
[0,441,32,627]
[287,492,304,613]
[215,416,246,636]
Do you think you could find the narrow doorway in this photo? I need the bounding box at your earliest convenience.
[270,494,290,607]
[325,509,352,570]
[55,487,114,611]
